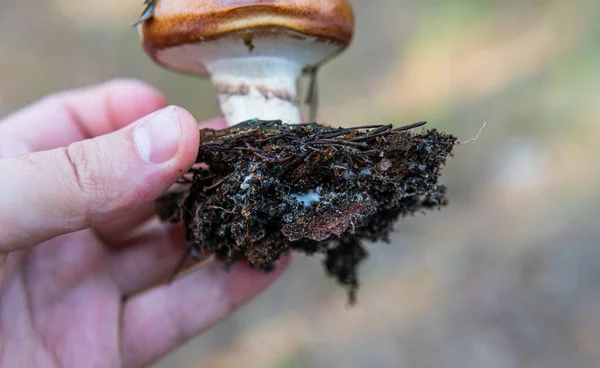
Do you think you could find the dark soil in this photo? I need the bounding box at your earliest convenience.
[156,119,458,304]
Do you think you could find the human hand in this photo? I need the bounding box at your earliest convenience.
[0,80,290,367]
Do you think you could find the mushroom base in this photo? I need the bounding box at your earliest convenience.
[156,119,458,304]
[210,57,303,125]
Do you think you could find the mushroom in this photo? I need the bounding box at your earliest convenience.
[138,0,355,126]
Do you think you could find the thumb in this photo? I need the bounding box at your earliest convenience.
[0,106,199,252]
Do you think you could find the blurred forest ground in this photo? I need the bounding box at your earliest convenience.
[1,0,600,367]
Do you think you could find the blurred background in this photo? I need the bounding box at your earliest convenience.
[2,0,600,367]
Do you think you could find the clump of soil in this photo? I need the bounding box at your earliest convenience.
[157,119,458,303]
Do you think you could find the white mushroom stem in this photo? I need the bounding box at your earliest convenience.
[207,57,302,125]
[152,30,345,127]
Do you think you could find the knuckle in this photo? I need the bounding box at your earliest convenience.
[59,140,108,226]
[62,139,103,197]
[104,77,144,88]
[104,78,157,96]
[40,89,72,108]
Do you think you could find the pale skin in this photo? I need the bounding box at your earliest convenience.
[0,79,290,367]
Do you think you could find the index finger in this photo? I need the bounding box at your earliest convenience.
[0,79,167,157]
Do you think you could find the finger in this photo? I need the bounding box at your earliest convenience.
[108,221,206,295]
[108,219,186,293]
[120,256,291,367]
[93,117,228,246]
[0,79,166,157]
[0,106,199,252]
[94,202,158,246]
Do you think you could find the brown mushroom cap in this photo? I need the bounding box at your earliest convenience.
[140,0,354,70]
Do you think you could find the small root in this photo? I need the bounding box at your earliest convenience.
[459,121,487,145]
